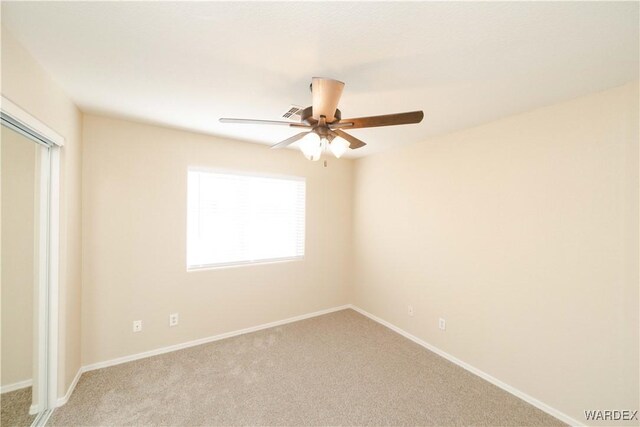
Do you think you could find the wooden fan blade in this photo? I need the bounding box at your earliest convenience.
[270,132,311,149]
[312,77,344,122]
[331,129,366,149]
[328,122,355,129]
[333,111,423,129]
[219,118,311,128]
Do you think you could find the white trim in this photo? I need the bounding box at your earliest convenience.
[1,96,62,417]
[349,305,583,427]
[68,303,580,427]
[188,166,306,183]
[35,145,49,418]
[0,96,64,146]
[55,368,82,407]
[31,408,53,427]
[82,304,351,372]
[49,305,349,408]
[187,255,303,272]
[47,147,60,410]
[1,379,33,394]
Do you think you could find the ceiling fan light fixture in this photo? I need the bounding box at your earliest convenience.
[219,77,424,158]
[329,137,349,159]
[299,132,323,161]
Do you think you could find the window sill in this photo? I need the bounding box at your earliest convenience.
[187,256,304,272]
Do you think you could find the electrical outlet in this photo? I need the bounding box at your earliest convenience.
[408,305,414,317]
[169,313,179,327]
[133,320,142,332]
[439,318,446,331]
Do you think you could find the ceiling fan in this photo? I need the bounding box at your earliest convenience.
[219,77,424,161]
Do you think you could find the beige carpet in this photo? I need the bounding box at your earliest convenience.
[1,387,36,427]
[49,309,564,426]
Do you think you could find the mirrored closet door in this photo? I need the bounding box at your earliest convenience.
[1,120,50,426]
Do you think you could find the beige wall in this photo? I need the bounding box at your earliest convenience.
[81,114,353,365]
[352,82,639,425]
[1,26,83,398]
[1,126,37,387]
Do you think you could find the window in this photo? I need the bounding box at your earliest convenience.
[187,169,306,269]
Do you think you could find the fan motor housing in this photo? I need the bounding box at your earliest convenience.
[301,106,341,125]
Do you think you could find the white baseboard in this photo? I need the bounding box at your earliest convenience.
[54,305,350,408]
[82,304,351,373]
[65,303,580,426]
[56,367,83,407]
[1,379,32,394]
[29,403,40,415]
[349,304,583,427]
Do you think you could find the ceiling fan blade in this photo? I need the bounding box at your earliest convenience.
[270,131,311,149]
[333,111,424,129]
[331,129,366,149]
[312,77,344,123]
[219,118,311,128]
[328,122,355,129]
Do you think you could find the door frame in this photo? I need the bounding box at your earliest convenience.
[1,95,63,425]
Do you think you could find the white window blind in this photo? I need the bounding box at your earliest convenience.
[187,169,306,269]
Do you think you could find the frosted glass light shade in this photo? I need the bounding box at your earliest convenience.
[311,77,344,122]
[329,137,349,158]
[299,133,323,161]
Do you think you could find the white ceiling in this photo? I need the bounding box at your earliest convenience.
[2,2,638,157]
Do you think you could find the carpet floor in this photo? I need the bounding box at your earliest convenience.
[49,309,564,426]
[1,387,36,427]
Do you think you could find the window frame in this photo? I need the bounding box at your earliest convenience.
[186,167,306,271]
